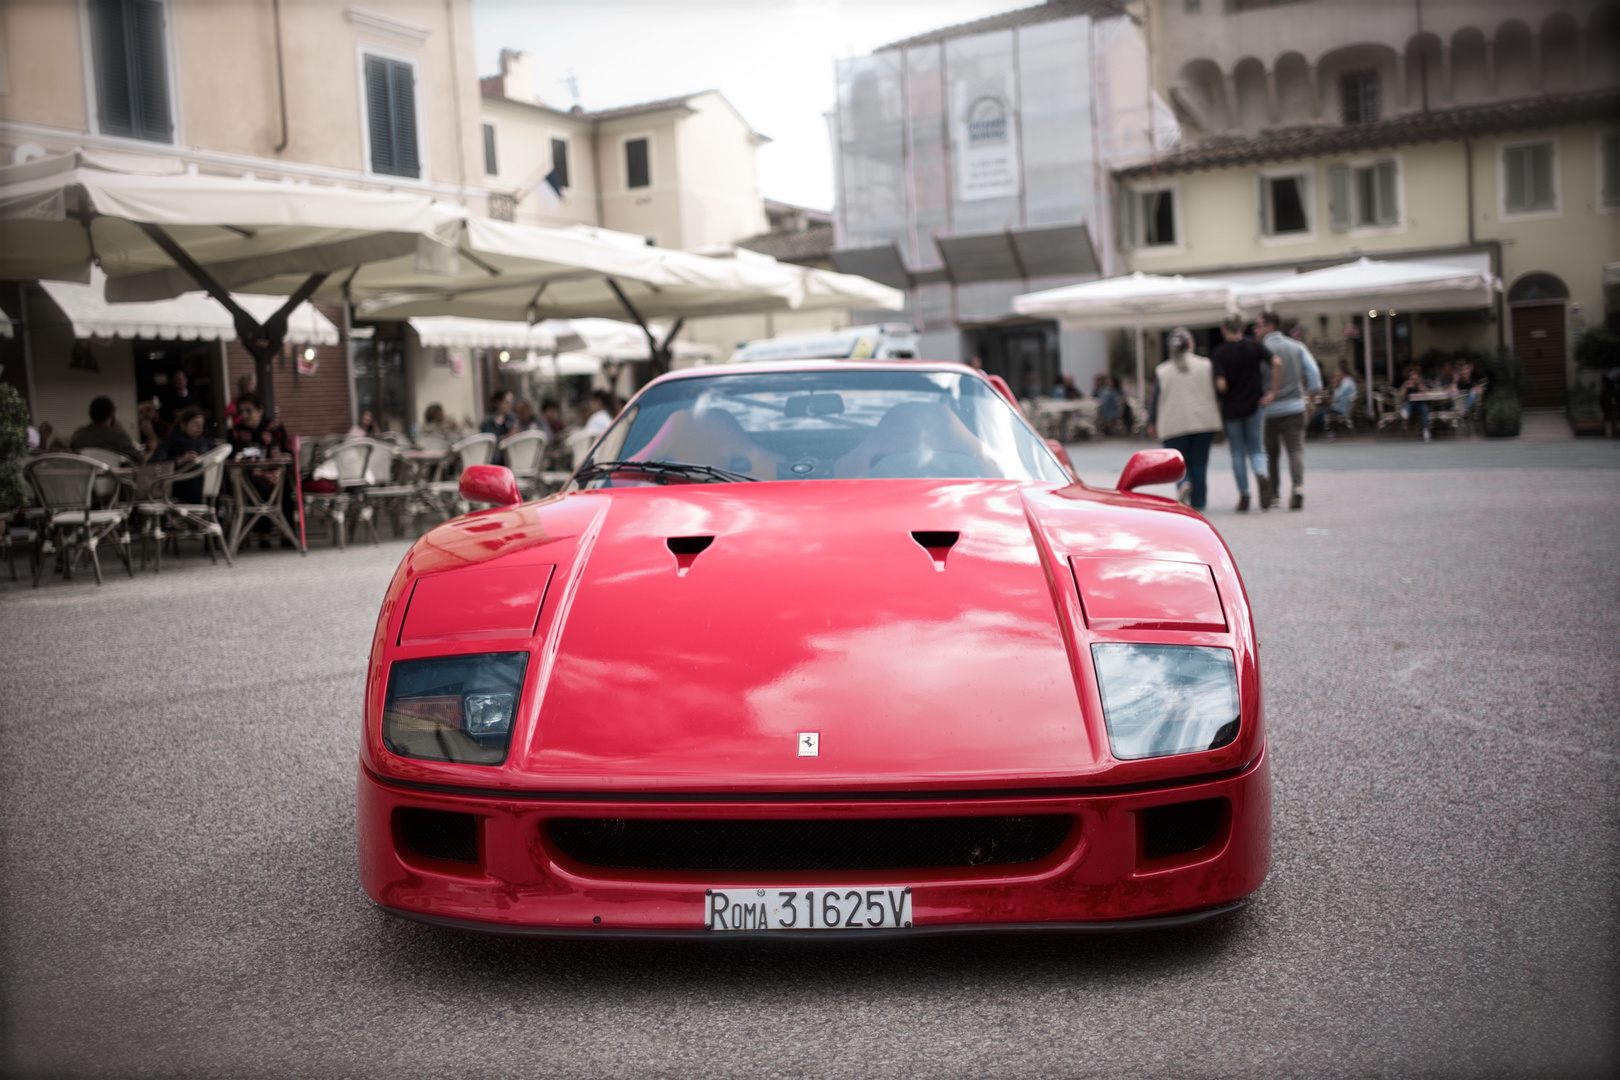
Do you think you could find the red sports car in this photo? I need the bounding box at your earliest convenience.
[358,362,1269,936]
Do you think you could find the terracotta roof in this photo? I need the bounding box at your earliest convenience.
[737,224,836,265]
[584,94,702,122]
[878,0,1124,52]
[1116,89,1620,178]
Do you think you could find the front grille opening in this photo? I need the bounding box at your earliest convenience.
[547,815,1072,873]
[395,807,479,864]
[1140,799,1224,861]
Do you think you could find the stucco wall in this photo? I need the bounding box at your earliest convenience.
[598,114,684,246]
[481,97,598,229]
[673,93,768,250]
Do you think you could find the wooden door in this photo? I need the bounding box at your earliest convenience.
[1512,302,1567,409]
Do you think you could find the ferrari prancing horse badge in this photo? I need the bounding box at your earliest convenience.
[798,732,819,757]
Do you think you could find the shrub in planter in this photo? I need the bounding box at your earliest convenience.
[1574,326,1620,371]
[1484,389,1522,437]
[0,383,29,514]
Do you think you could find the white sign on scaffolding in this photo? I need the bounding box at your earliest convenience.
[953,73,1020,203]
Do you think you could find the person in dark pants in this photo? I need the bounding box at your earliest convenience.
[228,392,297,548]
[1256,311,1321,510]
[1210,316,1273,512]
[480,389,516,465]
[1147,327,1223,511]
[151,407,216,505]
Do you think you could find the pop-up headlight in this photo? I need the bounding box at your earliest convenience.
[383,652,529,765]
[1091,644,1238,760]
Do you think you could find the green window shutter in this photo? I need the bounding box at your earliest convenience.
[365,56,394,173]
[90,0,170,143]
[1328,165,1351,231]
[1602,132,1620,208]
[1375,160,1399,225]
[551,138,570,188]
[129,0,171,141]
[1119,183,1137,249]
[1503,146,1528,213]
[389,60,419,177]
[1528,143,1554,211]
[1258,175,1271,236]
[483,124,498,175]
[90,0,135,137]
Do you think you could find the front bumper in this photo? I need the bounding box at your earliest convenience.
[357,748,1269,935]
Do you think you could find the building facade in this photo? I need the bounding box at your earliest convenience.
[0,0,488,439]
[1121,0,1620,407]
[828,0,1176,396]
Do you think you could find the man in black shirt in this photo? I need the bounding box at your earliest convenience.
[1210,316,1274,512]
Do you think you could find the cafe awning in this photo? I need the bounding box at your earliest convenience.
[40,267,339,344]
[407,315,563,352]
[1232,257,1499,315]
[1012,272,1238,330]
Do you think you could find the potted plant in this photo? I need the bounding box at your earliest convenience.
[1474,346,1523,439]
[0,383,28,516]
[1573,326,1620,437]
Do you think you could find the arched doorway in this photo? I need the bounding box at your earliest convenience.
[1509,273,1570,408]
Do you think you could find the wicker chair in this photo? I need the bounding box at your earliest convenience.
[134,444,233,571]
[420,432,496,522]
[23,453,133,586]
[499,429,549,497]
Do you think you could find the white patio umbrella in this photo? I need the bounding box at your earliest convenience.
[323,219,902,372]
[408,315,565,352]
[41,266,339,344]
[1013,272,1238,400]
[0,149,441,414]
[1234,258,1500,413]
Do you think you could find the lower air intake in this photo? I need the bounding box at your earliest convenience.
[547,815,1073,872]
[396,807,479,864]
[1140,799,1224,860]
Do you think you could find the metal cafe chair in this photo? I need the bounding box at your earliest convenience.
[355,438,420,542]
[134,444,233,571]
[303,438,376,550]
[498,429,549,497]
[420,432,495,522]
[23,453,134,586]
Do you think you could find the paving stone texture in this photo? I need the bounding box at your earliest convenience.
[2,430,1616,1079]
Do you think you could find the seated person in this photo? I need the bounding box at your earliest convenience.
[151,406,216,504]
[70,396,141,460]
[1398,364,1434,435]
[420,403,460,443]
[229,392,296,547]
[136,400,170,459]
[583,390,615,438]
[1454,361,1481,412]
[834,401,1000,479]
[1311,364,1357,431]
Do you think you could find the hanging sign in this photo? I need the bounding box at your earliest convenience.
[954,73,1020,203]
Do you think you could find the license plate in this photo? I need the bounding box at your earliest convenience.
[706,887,912,931]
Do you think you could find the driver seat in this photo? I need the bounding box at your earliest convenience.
[834,402,999,479]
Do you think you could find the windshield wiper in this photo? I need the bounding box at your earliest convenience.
[575,459,759,484]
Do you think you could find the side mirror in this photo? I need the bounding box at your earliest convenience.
[1117,448,1185,493]
[1044,439,1078,481]
[460,464,522,507]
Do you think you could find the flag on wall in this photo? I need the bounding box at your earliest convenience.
[538,169,566,208]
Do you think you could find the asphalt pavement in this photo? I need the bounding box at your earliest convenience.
[2,427,1616,1079]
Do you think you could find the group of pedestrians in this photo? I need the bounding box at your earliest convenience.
[1146,311,1322,513]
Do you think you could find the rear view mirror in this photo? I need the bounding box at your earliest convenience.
[1117,449,1185,493]
[460,464,522,507]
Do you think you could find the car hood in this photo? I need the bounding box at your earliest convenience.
[373,478,1254,793]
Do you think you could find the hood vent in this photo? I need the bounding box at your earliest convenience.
[911,530,959,571]
[667,535,714,576]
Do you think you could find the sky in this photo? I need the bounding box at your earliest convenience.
[471,0,1035,212]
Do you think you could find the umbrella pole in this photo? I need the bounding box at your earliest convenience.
[1363,314,1374,417]
[1134,324,1145,425]
[1384,311,1395,384]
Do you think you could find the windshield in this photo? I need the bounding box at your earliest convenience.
[575,368,1069,487]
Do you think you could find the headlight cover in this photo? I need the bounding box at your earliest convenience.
[383,652,529,765]
[1091,644,1239,760]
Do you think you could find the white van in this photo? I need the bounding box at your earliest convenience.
[730,323,920,364]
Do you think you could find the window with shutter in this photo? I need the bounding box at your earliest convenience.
[89,0,172,143]
[1261,174,1309,235]
[1503,142,1556,214]
[1141,189,1176,246]
[483,124,498,176]
[1374,160,1398,225]
[1328,165,1351,231]
[365,54,421,178]
[1602,132,1620,208]
[625,138,650,189]
[551,138,570,189]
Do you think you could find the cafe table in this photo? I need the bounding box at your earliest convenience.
[223,457,305,556]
